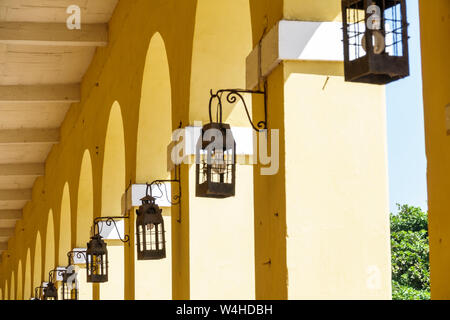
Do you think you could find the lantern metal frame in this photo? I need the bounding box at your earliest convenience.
[85,215,130,283]
[34,286,45,300]
[61,250,86,300]
[135,175,181,261]
[43,269,63,300]
[196,122,236,198]
[196,85,268,199]
[341,0,410,84]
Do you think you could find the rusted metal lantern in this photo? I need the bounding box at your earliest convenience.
[61,269,78,300]
[43,282,58,301]
[196,122,236,198]
[136,195,166,260]
[196,88,267,199]
[341,0,409,84]
[62,250,85,300]
[86,234,108,283]
[34,286,45,300]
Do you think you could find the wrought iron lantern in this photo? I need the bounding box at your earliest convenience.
[196,122,236,198]
[43,271,59,300]
[86,216,129,283]
[196,88,267,199]
[341,0,409,84]
[61,270,78,300]
[86,234,108,283]
[136,195,166,260]
[43,282,58,300]
[61,251,85,300]
[33,286,45,300]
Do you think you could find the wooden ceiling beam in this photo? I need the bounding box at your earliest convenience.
[0,163,45,176]
[0,84,80,104]
[0,189,32,201]
[0,22,108,47]
[0,129,59,145]
[0,229,15,238]
[0,210,22,221]
[0,242,7,250]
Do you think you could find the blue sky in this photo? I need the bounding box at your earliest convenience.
[386,0,428,213]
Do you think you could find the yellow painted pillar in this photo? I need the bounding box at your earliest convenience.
[187,0,256,300]
[171,166,190,300]
[135,31,176,300]
[124,209,135,300]
[418,0,450,300]
[93,283,100,300]
[251,2,391,299]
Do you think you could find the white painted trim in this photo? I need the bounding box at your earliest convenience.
[72,248,87,264]
[247,20,344,89]
[278,21,343,61]
[169,126,254,157]
[123,183,173,214]
[97,220,125,240]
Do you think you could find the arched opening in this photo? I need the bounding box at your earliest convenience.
[77,151,94,246]
[17,260,22,300]
[135,32,173,300]
[33,231,42,292]
[10,271,15,300]
[4,279,8,300]
[189,0,253,124]
[58,183,72,264]
[76,150,94,300]
[136,32,172,183]
[188,0,255,299]
[24,249,31,300]
[100,101,126,300]
[44,210,55,280]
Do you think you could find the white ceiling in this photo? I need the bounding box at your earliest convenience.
[0,0,118,250]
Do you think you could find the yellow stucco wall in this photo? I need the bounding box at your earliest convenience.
[419,0,450,300]
[283,63,390,299]
[0,0,392,300]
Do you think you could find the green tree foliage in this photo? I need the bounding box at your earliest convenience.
[391,204,430,300]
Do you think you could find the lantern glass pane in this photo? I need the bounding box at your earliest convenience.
[87,252,107,281]
[384,1,404,57]
[137,224,143,252]
[345,3,366,61]
[142,223,165,251]
[200,148,234,184]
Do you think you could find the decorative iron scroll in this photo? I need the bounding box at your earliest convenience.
[208,84,268,132]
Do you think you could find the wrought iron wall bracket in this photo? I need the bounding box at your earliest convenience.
[209,84,268,132]
[93,215,130,244]
[146,164,182,223]
[67,250,87,267]
[48,268,66,283]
